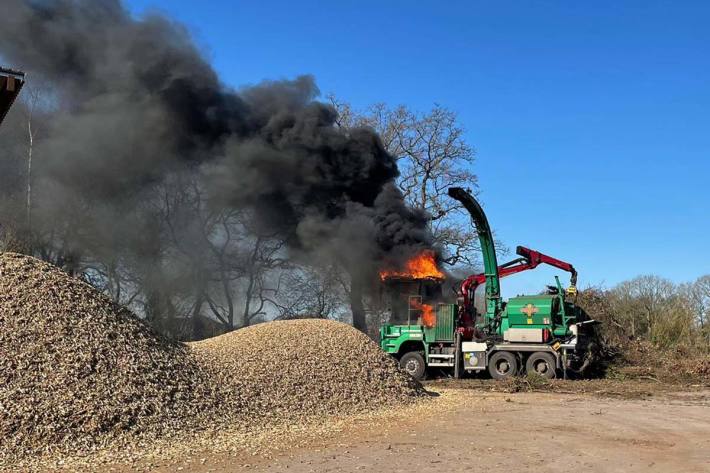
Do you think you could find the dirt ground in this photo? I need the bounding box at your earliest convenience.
[113,382,709,473]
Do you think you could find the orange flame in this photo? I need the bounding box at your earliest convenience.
[410,299,436,328]
[379,250,444,281]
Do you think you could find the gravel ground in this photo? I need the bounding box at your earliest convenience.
[0,253,424,471]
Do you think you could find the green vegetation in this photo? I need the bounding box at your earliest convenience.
[577,275,709,383]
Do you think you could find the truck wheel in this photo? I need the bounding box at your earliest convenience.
[399,352,426,380]
[488,351,518,380]
[526,352,557,379]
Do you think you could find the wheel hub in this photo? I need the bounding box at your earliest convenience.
[405,359,419,374]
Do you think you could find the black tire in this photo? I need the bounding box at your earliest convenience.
[399,351,427,381]
[488,351,518,380]
[525,352,557,379]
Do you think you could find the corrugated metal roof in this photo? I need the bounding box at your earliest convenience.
[0,67,26,126]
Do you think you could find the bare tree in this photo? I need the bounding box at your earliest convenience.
[0,80,53,253]
[329,97,481,267]
[267,264,347,320]
[325,97,485,334]
[23,85,41,232]
[680,275,710,342]
[612,275,675,339]
[155,175,292,335]
[691,275,710,330]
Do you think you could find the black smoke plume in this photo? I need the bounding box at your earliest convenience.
[0,0,433,322]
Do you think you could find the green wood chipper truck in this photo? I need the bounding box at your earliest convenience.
[380,187,597,380]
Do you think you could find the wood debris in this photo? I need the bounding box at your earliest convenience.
[0,253,424,471]
[190,318,424,423]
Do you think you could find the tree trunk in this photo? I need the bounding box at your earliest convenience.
[350,277,367,333]
[27,116,33,233]
[190,285,206,341]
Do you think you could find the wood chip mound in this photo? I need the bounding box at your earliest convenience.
[190,319,424,423]
[0,253,213,465]
[0,253,424,469]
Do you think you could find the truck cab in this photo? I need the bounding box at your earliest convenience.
[380,302,458,379]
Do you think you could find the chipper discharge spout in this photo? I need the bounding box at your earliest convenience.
[447,187,503,332]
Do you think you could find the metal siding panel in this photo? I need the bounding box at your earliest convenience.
[435,304,455,341]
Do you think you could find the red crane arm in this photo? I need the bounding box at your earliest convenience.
[459,246,577,310]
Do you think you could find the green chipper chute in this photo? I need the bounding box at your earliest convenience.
[0,67,25,127]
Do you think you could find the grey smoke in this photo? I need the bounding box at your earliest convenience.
[0,0,433,289]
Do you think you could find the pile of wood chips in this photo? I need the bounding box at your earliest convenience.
[190,318,424,423]
[0,253,423,469]
[0,253,215,466]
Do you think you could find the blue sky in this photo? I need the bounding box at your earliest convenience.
[126,0,709,296]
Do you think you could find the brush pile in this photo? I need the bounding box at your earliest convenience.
[576,288,710,384]
[0,253,423,467]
